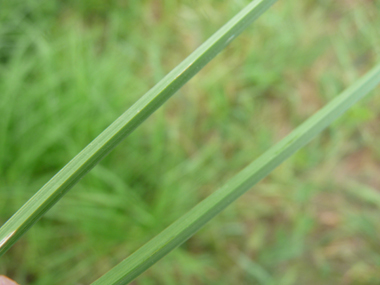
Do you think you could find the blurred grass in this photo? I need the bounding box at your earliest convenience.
[0,0,380,284]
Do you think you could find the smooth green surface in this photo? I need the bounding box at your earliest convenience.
[91,65,380,285]
[0,0,278,257]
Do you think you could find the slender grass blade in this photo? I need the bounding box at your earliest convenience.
[91,64,380,285]
[0,0,279,257]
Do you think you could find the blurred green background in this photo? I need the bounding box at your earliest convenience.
[1,0,380,284]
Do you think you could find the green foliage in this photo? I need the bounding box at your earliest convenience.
[92,65,380,284]
[0,0,380,284]
[0,0,278,259]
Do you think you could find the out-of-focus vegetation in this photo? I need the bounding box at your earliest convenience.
[0,0,380,284]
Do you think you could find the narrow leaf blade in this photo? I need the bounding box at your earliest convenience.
[0,0,278,256]
[91,64,380,285]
